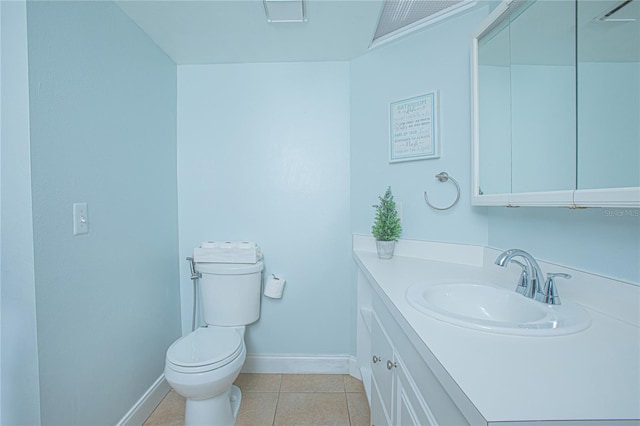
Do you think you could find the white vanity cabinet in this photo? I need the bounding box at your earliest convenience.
[370,312,394,426]
[358,270,478,426]
[370,310,438,426]
[354,241,640,426]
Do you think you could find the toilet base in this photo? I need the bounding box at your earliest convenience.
[185,385,242,426]
[229,385,242,419]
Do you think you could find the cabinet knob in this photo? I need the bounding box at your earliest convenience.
[386,360,397,370]
[372,355,381,364]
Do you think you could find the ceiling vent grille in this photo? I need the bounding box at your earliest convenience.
[263,0,307,23]
[372,0,476,47]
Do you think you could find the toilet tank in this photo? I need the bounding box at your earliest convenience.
[196,261,264,326]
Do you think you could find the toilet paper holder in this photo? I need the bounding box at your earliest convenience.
[264,274,286,299]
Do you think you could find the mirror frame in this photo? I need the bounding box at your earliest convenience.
[471,0,640,208]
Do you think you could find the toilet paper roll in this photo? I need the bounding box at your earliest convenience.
[264,275,286,299]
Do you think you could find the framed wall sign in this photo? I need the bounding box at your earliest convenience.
[389,92,439,163]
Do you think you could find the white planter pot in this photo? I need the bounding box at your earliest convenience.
[376,240,396,260]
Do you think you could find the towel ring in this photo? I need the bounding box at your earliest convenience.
[424,172,460,211]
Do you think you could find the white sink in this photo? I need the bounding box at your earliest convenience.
[406,282,591,336]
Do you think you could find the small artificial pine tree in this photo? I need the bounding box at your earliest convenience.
[372,186,402,241]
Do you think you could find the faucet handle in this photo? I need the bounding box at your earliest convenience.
[535,272,571,305]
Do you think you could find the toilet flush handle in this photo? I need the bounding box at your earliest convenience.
[187,256,201,280]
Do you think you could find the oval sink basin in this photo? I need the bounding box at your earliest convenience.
[406,282,591,336]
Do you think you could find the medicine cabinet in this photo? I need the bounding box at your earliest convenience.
[471,0,639,207]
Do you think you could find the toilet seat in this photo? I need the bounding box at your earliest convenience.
[166,326,243,374]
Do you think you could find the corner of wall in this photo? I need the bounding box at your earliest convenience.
[1,1,42,424]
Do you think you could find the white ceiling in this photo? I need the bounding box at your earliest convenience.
[116,0,638,66]
[115,0,385,64]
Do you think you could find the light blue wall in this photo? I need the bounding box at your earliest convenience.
[1,2,41,424]
[26,2,180,424]
[350,7,489,245]
[350,3,640,287]
[177,62,352,355]
[488,208,640,284]
[3,6,636,426]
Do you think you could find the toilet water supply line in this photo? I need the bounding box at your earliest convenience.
[187,257,201,332]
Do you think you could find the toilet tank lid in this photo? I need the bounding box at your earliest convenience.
[197,261,264,275]
[194,241,262,264]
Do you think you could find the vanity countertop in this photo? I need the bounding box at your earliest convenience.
[353,243,640,424]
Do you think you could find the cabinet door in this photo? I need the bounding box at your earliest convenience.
[371,313,394,424]
[397,390,426,426]
[372,293,474,426]
[370,377,389,426]
[395,356,438,426]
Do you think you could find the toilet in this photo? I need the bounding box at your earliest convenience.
[164,259,264,426]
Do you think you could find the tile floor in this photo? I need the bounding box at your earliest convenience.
[143,373,370,426]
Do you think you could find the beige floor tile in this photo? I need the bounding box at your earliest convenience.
[235,373,283,392]
[347,392,370,426]
[344,375,365,393]
[143,390,185,426]
[280,374,345,393]
[235,392,279,426]
[144,374,371,426]
[274,392,350,426]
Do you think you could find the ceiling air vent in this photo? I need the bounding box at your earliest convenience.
[263,0,307,23]
[372,0,476,47]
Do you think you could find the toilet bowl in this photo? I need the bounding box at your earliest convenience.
[164,326,246,425]
[164,253,263,425]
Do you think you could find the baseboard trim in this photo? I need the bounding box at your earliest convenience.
[242,354,359,376]
[116,374,170,426]
[348,356,361,380]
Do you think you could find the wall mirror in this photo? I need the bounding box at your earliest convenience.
[472,0,639,207]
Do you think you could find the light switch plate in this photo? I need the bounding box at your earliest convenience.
[73,202,88,235]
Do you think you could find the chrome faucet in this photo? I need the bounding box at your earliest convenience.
[494,249,570,305]
[495,249,545,299]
